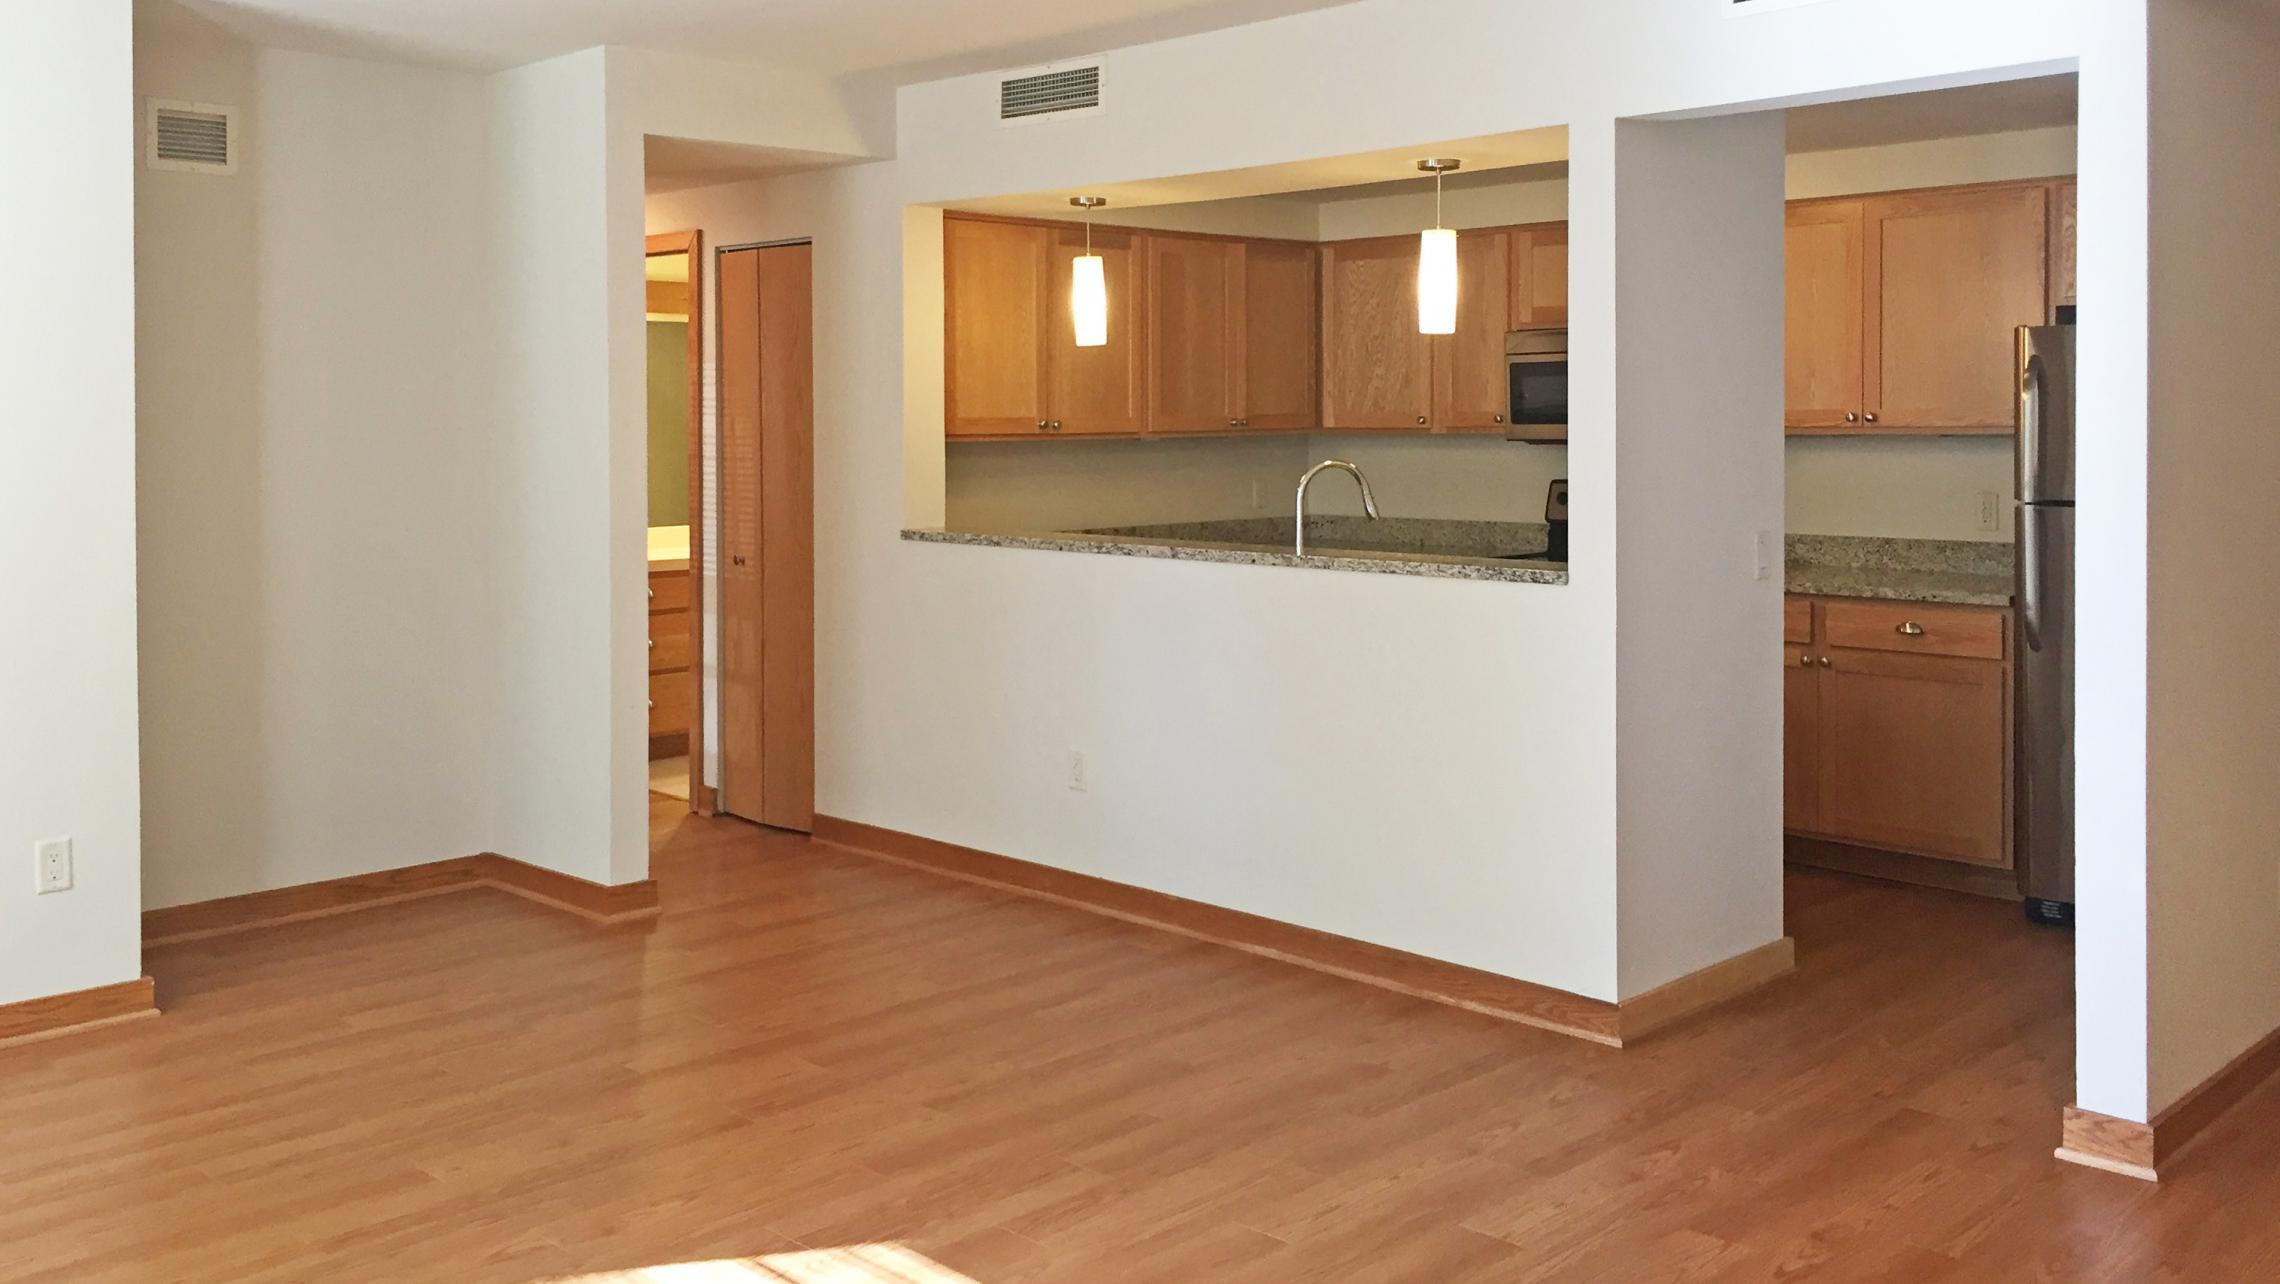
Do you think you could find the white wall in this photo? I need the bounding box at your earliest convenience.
[1609,113,1789,996]
[2140,0,2280,1115]
[136,10,505,908]
[2,0,144,1005]
[701,0,2089,1004]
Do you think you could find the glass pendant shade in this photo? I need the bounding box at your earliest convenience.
[1071,252,1108,347]
[1417,227,1458,335]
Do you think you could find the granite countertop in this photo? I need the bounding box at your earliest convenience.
[901,522,2015,604]
[1784,535,2013,608]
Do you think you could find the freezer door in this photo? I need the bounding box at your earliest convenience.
[2017,325,2077,505]
[2016,503,2075,904]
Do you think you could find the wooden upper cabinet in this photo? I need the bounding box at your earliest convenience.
[1864,184,2047,432]
[1045,224,1150,435]
[1240,240,1320,432]
[1432,227,1514,433]
[1508,221,1569,330]
[1320,235,1434,429]
[944,218,1049,437]
[1785,201,1867,432]
[2050,179,2077,314]
[1148,234,1243,434]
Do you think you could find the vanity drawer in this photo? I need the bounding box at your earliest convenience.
[1822,600,2005,661]
[649,672,691,737]
[648,569,691,612]
[649,617,691,673]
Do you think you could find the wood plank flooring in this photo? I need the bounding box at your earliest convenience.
[2,795,2275,1282]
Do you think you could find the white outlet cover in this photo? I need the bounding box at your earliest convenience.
[35,838,73,894]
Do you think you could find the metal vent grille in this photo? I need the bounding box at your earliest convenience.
[148,100,237,173]
[999,64,1102,122]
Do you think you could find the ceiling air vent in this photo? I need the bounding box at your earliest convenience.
[148,99,238,174]
[998,62,1103,125]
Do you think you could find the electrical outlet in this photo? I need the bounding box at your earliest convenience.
[1250,480,1263,512]
[35,838,72,894]
[1067,750,1088,793]
[1977,491,2002,532]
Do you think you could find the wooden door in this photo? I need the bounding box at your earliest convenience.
[1320,235,1433,430]
[1240,240,1318,432]
[1433,227,1514,432]
[1816,649,2008,866]
[1784,200,1866,432]
[1784,643,1822,834]
[944,218,1049,438]
[1147,234,1241,434]
[2049,179,2077,314]
[1508,221,1568,329]
[1864,185,2047,432]
[718,243,816,832]
[1045,224,1149,435]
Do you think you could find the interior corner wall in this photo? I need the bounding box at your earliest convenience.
[1606,112,1790,998]
[135,19,508,909]
[1,0,143,1006]
[2141,0,2280,1114]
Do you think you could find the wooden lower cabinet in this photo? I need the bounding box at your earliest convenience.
[649,567,692,758]
[1785,596,2012,871]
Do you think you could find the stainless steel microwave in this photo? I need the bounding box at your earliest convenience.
[1506,328,1567,442]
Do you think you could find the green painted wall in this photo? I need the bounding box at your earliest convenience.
[648,321,690,527]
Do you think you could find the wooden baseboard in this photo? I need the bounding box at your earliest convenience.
[813,816,1793,1048]
[1619,938,1798,1040]
[1786,836,2021,901]
[2061,1021,2280,1181]
[473,854,661,923]
[144,856,659,946]
[0,977,159,1049]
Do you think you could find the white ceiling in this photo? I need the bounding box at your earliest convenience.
[176,0,1369,80]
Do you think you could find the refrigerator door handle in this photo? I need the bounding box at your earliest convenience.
[2018,332,2044,502]
[2021,504,2044,652]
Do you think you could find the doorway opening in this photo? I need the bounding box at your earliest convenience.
[646,231,705,809]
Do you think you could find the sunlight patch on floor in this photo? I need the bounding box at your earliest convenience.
[545,1244,980,1283]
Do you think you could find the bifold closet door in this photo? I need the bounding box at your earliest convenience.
[717,243,816,831]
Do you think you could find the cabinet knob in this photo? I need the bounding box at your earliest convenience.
[1037,419,1049,430]
[1896,621,1926,637]
[1229,418,1242,428]
[1798,653,1813,667]
[1864,413,1879,424]
[1050,420,1063,432]
[1494,414,1505,423]
[1845,412,1860,423]
[1416,416,1428,426]
[1239,418,1250,427]
[1818,656,1833,668]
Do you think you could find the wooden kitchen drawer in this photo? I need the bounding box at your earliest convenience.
[648,569,691,612]
[1822,600,2005,661]
[1784,598,1814,645]
[649,671,691,737]
[649,619,691,674]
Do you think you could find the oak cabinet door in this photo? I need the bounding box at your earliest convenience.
[1784,201,1866,431]
[1817,648,2010,867]
[1784,643,1823,834]
[944,218,1049,437]
[2050,179,2077,314]
[1508,221,1568,329]
[1321,235,1434,429]
[1433,227,1515,432]
[1148,234,1242,434]
[1240,240,1319,432]
[1044,225,1151,435]
[1864,185,2047,431]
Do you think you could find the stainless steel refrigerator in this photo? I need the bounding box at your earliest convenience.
[2016,324,2075,925]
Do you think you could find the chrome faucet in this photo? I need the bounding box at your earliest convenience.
[1294,459,1379,557]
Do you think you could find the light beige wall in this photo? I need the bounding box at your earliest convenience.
[2143,0,2280,1114]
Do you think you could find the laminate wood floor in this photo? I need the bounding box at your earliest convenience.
[5,797,2276,1282]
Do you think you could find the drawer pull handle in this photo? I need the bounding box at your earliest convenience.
[1896,621,1926,637]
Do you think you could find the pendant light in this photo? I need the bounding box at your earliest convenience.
[1069,196,1109,348]
[1416,159,1461,335]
